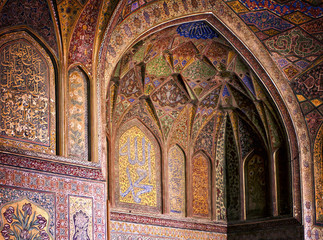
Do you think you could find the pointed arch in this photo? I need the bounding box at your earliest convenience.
[113,118,162,213]
[168,144,186,216]
[0,31,56,154]
[191,151,211,219]
[244,152,270,219]
[67,66,90,160]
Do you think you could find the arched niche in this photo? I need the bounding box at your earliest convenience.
[244,153,270,219]
[67,66,90,160]
[191,151,211,219]
[99,9,304,224]
[0,31,56,154]
[168,144,186,216]
[113,118,161,213]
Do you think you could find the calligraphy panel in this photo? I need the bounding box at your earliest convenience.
[192,153,210,218]
[0,32,55,154]
[168,145,185,216]
[115,120,161,213]
[67,68,89,160]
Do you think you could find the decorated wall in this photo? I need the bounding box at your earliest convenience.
[0,0,322,239]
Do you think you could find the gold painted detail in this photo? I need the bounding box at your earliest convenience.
[192,154,209,217]
[168,145,185,215]
[119,126,157,206]
[311,99,322,107]
[0,41,50,145]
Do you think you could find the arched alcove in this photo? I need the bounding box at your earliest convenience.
[113,118,162,213]
[0,31,56,154]
[67,66,90,160]
[105,20,295,228]
[168,144,186,216]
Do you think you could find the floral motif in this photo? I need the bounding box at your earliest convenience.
[3,207,14,223]
[73,210,90,240]
[1,204,49,240]
[22,203,32,216]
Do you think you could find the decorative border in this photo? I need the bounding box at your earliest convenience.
[0,152,104,180]
[110,212,227,233]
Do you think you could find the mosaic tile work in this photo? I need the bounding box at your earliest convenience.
[245,154,268,219]
[116,122,161,212]
[110,220,226,240]
[0,164,106,240]
[0,32,55,154]
[0,186,56,239]
[314,125,323,225]
[192,153,210,218]
[168,145,185,216]
[69,196,93,240]
[68,68,89,160]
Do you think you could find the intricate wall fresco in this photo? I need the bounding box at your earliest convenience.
[245,154,268,219]
[314,125,323,225]
[192,153,210,218]
[69,196,93,240]
[67,67,89,160]
[168,145,185,216]
[0,32,55,154]
[0,197,53,240]
[0,0,58,54]
[69,0,101,72]
[116,123,161,212]
[0,187,56,239]
[110,220,226,240]
[0,164,106,240]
